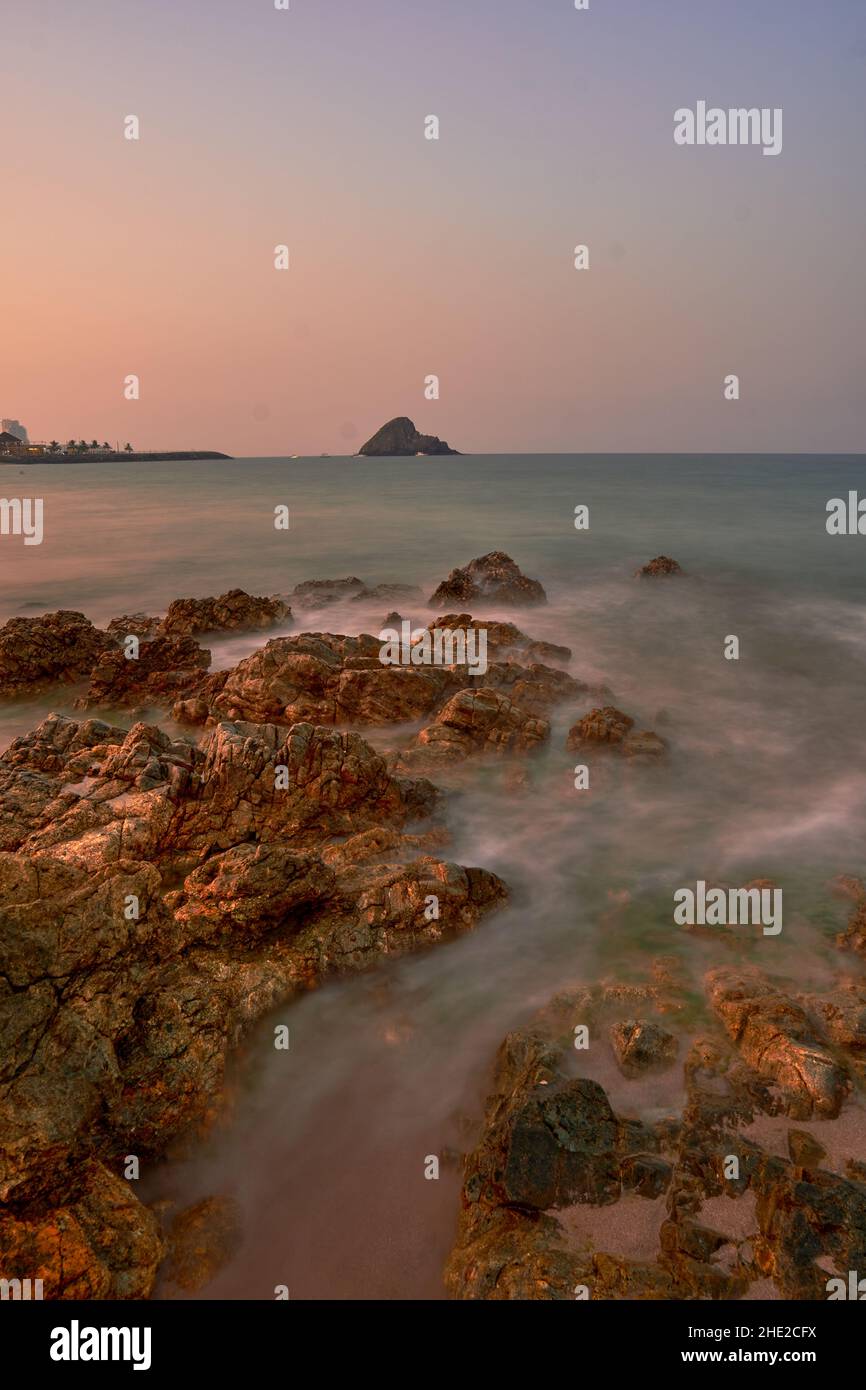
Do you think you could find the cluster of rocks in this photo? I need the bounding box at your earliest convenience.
[445,957,866,1300]
[0,710,507,1296]
[0,557,611,1298]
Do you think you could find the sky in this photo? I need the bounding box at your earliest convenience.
[2,0,865,455]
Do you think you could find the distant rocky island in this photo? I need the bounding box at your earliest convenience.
[358,416,460,457]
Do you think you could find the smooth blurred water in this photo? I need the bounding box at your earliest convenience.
[2,454,865,1298]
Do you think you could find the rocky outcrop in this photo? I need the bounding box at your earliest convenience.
[358,416,459,457]
[635,556,683,578]
[566,707,666,760]
[705,968,849,1119]
[428,614,570,666]
[394,688,549,774]
[106,614,163,642]
[445,963,866,1300]
[0,612,111,700]
[429,553,546,607]
[0,708,508,1299]
[161,589,291,635]
[185,631,584,730]
[610,1020,677,1077]
[75,636,211,711]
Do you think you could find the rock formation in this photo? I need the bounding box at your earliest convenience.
[429,553,546,607]
[445,960,866,1300]
[635,556,683,578]
[358,416,459,457]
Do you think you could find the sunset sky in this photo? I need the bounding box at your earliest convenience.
[3,0,865,456]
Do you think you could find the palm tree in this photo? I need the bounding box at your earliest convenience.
[124,442,133,453]
[102,442,111,452]
[90,439,99,451]
[78,439,88,453]
[66,439,76,453]
[48,441,60,454]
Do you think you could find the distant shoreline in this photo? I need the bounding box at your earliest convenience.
[0,450,232,464]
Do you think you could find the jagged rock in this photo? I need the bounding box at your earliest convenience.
[635,556,683,578]
[705,968,849,1118]
[0,704,510,1298]
[567,707,634,750]
[75,635,211,711]
[610,1020,677,1077]
[0,1160,163,1299]
[201,631,583,729]
[0,611,111,699]
[160,589,290,635]
[106,614,163,642]
[429,553,546,607]
[566,707,666,760]
[393,688,549,773]
[358,416,459,456]
[446,964,866,1301]
[428,614,570,665]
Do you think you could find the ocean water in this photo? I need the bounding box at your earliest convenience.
[2,453,866,1298]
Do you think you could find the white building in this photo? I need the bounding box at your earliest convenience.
[1,419,28,443]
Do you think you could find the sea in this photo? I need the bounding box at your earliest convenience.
[1,453,865,1297]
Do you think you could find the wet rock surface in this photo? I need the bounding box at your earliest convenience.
[635,556,683,578]
[0,696,509,1298]
[445,957,866,1300]
[0,612,111,700]
[161,589,291,635]
[429,552,547,608]
[567,706,666,760]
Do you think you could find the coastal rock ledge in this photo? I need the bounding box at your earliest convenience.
[358,417,459,457]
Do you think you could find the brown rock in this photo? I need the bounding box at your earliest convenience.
[610,1020,678,1076]
[429,552,546,607]
[75,636,211,711]
[161,589,290,635]
[635,556,683,578]
[0,611,111,700]
[705,967,849,1118]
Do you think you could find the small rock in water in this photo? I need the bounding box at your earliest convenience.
[634,555,683,578]
[609,1020,678,1076]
